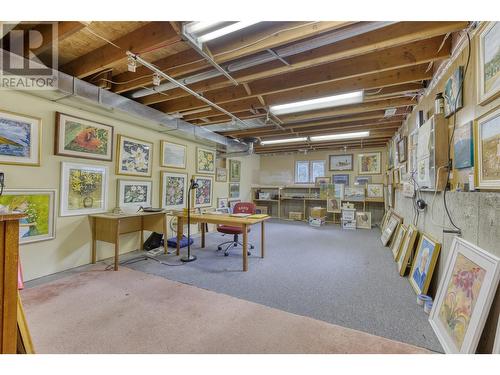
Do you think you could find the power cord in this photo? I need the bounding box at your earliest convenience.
[441,31,471,236]
[104,248,186,271]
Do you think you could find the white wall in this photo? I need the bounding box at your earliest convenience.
[0,89,260,281]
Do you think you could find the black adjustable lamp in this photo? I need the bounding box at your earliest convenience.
[181,177,199,262]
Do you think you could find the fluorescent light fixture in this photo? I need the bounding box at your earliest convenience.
[310,131,370,142]
[270,90,364,115]
[197,22,260,43]
[260,137,307,145]
[185,21,225,34]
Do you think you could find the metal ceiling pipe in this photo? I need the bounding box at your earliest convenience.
[130,21,396,99]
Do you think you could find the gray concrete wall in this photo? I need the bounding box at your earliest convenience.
[394,189,500,353]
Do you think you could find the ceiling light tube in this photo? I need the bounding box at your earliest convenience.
[310,131,370,142]
[185,21,225,34]
[260,137,308,145]
[198,21,260,43]
[270,90,364,115]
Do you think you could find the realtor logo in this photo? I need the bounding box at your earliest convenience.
[0,21,58,90]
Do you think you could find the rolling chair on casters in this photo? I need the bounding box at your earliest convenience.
[217,202,255,256]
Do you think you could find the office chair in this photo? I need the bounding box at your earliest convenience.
[217,202,255,256]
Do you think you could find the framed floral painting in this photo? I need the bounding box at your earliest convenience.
[0,189,56,244]
[475,108,500,189]
[117,179,152,212]
[408,233,441,295]
[116,135,153,177]
[193,175,213,208]
[160,171,188,211]
[229,182,240,199]
[429,237,500,353]
[477,22,500,105]
[60,162,108,216]
[366,183,384,199]
[216,167,227,182]
[0,109,41,166]
[229,159,241,182]
[160,141,186,169]
[55,112,113,161]
[196,147,216,174]
[358,152,381,175]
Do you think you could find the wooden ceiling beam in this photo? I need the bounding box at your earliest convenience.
[32,21,86,56]
[62,22,181,78]
[112,21,351,93]
[145,35,449,108]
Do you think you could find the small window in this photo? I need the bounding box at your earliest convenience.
[295,160,325,183]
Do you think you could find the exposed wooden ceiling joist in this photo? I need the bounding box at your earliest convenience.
[62,22,181,78]
[33,21,86,56]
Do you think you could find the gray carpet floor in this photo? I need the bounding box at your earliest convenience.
[125,219,442,352]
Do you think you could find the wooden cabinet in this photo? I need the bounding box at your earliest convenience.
[0,213,23,354]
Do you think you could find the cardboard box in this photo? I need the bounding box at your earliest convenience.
[310,207,327,218]
[255,206,268,215]
[289,211,303,220]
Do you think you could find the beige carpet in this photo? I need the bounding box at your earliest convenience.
[21,267,430,354]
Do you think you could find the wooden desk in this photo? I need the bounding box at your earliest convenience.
[89,211,168,271]
[171,212,270,272]
[0,213,24,354]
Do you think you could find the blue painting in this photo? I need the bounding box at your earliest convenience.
[412,237,436,292]
[332,174,349,185]
[453,121,474,169]
[0,116,31,157]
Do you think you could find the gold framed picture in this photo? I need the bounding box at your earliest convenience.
[477,22,500,105]
[160,141,186,169]
[408,233,441,295]
[397,224,419,276]
[358,152,381,175]
[475,108,500,190]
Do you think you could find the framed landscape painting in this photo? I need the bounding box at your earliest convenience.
[116,135,153,177]
[329,154,353,171]
[332,174,349,186]
[0,189,56,244]
[117,179,152,212]
[55,112,113,161]
[229,182,240,199]
[408,233,441,295]
[229,159,241,182]
[429,237,500,353]
[196,147,216,174]
[475,108,500,189]
[477,22,500,104]
[60,162,108,216]
[454,121,474,169]
[160,141,186,169]
[194,175,213,208]
[444,66,464,117]
[344,186,365,201]
[160,171,188,211]
[358,152,381,175]
[216,167,227,182]
[0,109,41,166]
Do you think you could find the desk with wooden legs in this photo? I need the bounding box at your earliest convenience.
[171,212,270,272]
[89,211,168,271]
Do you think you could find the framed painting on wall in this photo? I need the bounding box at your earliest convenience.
[344,186,365,202]
[329,154,353,171]
[454,121,474,169]
[160,141,186,169]
[397,224,419,276]
[356,211,371,229]
[116,135,153,177]
[229,159,241,182]
[55,112,113,161]
[229,182,240,200]
[0,109,41,166]
[194,175,213,208]
[315,176,330,187]
[367,183,384,199]
[333,183,344,200]
[60,162,108,216]
[444,66,464,117]
[160,171,188,211]
[429,237,500,353]
[0,189,56,244]
[408,233,441,295]
[358,152,381,175]
[327,197,341,213]
[196,147,216,174]
[475,108,500,189]
[117,179,152,212]
[332,174,349,186]
[477,22,500,105]
[354,176,371,186]
[397,137,407,163]
[216,167,227,182]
